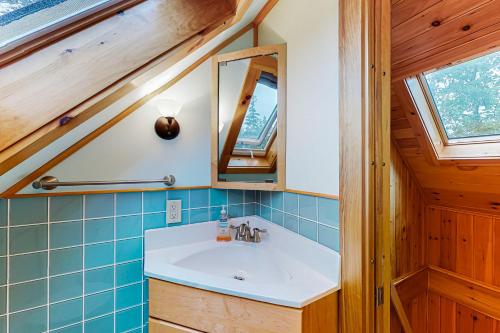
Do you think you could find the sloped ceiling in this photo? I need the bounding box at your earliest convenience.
[0,0,269,195]
[391,0,500,214]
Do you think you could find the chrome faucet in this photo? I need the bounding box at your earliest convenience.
[230,222,267,243]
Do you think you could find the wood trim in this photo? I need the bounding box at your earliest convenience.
[428,265,500,321]
[211,44,286,191]
[3,186,211,199]
[390,284,414,333]
[285,189,339,200]
[392,268,428,303]
[149,318,202,333]
[253,0,279,26]
[339,0,386,331]
[0,0,145,67]
[0,0,252,176]
[1,23,254,198]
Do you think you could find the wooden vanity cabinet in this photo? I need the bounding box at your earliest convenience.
[149,278,338,333]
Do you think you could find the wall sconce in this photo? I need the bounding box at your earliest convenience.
[154,98,181,140]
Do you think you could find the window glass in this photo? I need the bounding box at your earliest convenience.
[424,51,500,140]
[0,0,112,49]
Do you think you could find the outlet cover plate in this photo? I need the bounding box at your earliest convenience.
[167,200,182,224]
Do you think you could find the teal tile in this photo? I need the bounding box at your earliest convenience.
[261,205,271,221]
[299,195,317,220]
[0,287,5,315]
[49,297,82,330]
[210,206,222,221]
[116,305,142,333]
[0,258,5,285]
[10,197,47,225]
[50,220,83,248]
[10,224,47,254]
[85,313,113,333]
[144,191,166,212]
[85,266,114,294]
[260,191,271,206]
[143,279,149,302]
[10,306,47,333]
[244,190,256,203]
[318,198,340,228]
[116,215,142,239]
[284,213,299,233]
[143,212,166,230]
[84,290,114,319]
[85,217,114,243]
[0,315,5,333]
[116,192,142,215]
[228,204,244,218]
[0,229,6,256]
[50,196,83,222]
[9,279,47,311]
[318,225,340,252]
[85,242,114,269]
[50,272,82,302]
[271,209,284,226]
[190,189,209,208]
[116,260,143,286]
[283,192,298,215]
[210,189,227,206]
[143,302,149,324]
[52,322,82,333]
[271,192,284,210]
[116,238,142,263]
[9,251,47,283]
[85,194,113,219]
[299,218,317,241]
[244,203,256,216]
[50,246,83,275]
[189,208,209,224]
[168,190,189,207]
[0,200,6,227]
[228,190,244,204]
[116,283,141,310]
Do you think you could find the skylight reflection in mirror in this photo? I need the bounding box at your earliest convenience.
[423,50,500,141]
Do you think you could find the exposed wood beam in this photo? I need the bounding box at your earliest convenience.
[253,0,279,26]
[1,23,254,198]
[0,0,252,176]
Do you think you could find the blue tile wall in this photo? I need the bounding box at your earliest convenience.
[257,191,340,252]
[0,189,338,333]
[0,189,257,333]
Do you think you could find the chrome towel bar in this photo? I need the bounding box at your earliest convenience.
[32,175,176,190]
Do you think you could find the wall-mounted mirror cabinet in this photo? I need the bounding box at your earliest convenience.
[211,45,286,190]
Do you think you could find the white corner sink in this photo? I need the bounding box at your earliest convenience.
[144,216,341,308]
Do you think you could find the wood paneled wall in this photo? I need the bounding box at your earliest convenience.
[391,143,427,279]
[427,206,500,286]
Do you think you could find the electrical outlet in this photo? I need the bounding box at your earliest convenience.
[167,200,182,224]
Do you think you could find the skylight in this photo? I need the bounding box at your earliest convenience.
[0,0,120,51]
[235,78,278,152]
[423,50,500,141]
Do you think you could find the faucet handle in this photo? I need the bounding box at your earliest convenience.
[252,228,267,243]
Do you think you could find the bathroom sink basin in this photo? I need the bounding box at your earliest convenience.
[144,216,341,308]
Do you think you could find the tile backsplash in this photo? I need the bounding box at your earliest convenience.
[0,188,339,333]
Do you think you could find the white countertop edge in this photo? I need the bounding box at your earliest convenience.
[144,269,340,308]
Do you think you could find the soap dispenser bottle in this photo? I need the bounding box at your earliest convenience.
[216,206,231,242]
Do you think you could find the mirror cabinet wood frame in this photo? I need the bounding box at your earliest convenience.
[210,44,287,191]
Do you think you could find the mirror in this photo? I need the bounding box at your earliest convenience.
[211,45,286,190]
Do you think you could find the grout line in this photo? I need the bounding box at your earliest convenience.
[113,193,117,333]
[6,200,10,333]
[47,197,51,332]
[82,195,86,333]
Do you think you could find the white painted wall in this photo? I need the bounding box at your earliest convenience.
[16,30,254,194]
[259,0,339,196]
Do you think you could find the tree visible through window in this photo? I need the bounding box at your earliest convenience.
[424,50,500,140]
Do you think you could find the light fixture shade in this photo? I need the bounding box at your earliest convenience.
[153,98,182,117]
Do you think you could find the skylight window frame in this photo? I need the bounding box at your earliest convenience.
[0,0,143,66]
[236,105,278,147]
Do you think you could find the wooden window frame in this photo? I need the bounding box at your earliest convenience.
[406,76,500,162]
[0,0,144,67]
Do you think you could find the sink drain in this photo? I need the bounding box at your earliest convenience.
[232,270,247,281]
